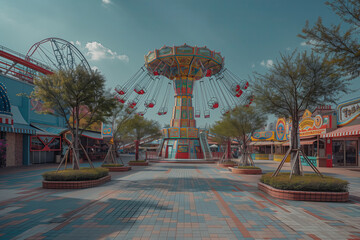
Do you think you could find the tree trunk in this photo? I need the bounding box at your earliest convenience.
[135,139,139,161]
[227,138,231,160]
[73,108,80,170]
[242,135,248,166]
[290,118,300,175]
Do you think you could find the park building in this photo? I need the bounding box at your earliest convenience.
[0,43,105,168]
[250,103,360,168]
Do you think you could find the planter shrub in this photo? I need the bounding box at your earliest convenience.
[260,172,349,192]
[129,160,146,163]
[43,167,109,181]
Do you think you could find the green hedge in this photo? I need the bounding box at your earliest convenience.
[260,172,349,192]
[129,160,146,162]
[43,167,109,181]
[237,166,261,169]
[101,164,124,167]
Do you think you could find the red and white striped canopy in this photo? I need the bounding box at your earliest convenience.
[321,124,360,138]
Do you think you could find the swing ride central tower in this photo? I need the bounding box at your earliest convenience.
[116,44,251,160]
[144,44,224,159]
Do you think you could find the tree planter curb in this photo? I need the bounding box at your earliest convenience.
[104,166,132,172]
[128,161,149,166]
[229,167,262,175]
[42,175,111,189]
[258,182,349,202]
[218,163,237,168]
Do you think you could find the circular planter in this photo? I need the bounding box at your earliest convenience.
[42,175,111,189]
[229,167,262,175]
[104,166,131,172]
[128,161,149,166]
[258,182,349,202]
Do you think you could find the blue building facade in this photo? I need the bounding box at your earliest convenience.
[0,46,66,167]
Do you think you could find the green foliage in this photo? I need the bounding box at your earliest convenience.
[299,0,360,79]
[121,115,161,141]
[34,66,116,128]
[211,105,267,141]
[253,51,349,175]
[42,167,109,181]
[253,51,348,119]
[129,160,147,163]
[34,66,116,169]
[101,164,124,167]
[260,173,349,192]
[236,166,261,169]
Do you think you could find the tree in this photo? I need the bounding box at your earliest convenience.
[34,66,116,169]
[211,105,267,166]
[299,0,360,79]
[121,115,161,160]
[252,51,349,175]
[103,101,133,165]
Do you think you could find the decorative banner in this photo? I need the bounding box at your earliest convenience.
[101,123,112,138]
[299,110,329,137]
[337,98,360,126]
[251,131,274,141]
[169,128,180,138]
[188,128,198,138]
[276,118,286,141]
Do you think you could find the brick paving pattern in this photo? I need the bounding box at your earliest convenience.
[0,160,359,239]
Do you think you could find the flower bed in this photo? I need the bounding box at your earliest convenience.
[258,182,348,202]
[42,167,110,189]
[128,161,149,166]
[258,173,349,202]
[229,166,262,175]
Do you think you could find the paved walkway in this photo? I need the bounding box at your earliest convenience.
[0,161,359,240]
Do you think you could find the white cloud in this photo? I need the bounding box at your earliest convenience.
[85,41,129,62]
[251,64,255,68]
[91,66,99,72]
[260,59,274,68]
[301,40,319,47]
[70,40,81,47]
[102,0,111,4]
[286,47,291,51]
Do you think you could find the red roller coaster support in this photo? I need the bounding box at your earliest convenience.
[0,50,53,75]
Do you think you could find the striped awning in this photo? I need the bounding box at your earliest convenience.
[321,124,360,138]
[250,141,283,146]
[282,139,316,146]
[0,123,37,134]
[81,130,102,140]
[31,123,67,136]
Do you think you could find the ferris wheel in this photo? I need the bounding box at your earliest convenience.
[26,37,91,72]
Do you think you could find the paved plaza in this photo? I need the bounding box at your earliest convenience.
[0,160,359,240]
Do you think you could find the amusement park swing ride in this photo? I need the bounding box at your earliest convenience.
[115,44,254,160]
[1,38,254,161]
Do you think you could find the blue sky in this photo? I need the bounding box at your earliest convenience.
[1,0,359,127]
